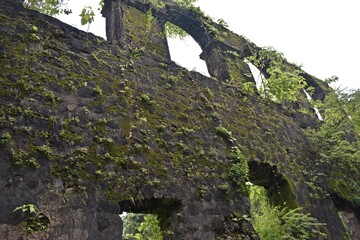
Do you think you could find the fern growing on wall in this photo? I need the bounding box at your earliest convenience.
[249,185,326,240]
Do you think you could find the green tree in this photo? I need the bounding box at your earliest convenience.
[306,87,360,204]
[319,87,360,135]
[23,0,196,27]
[23,0,72,16]
[123,213,144,239]
[123,213,163,240]
[135,214,163,240]
[146,0,197,39]
[227,146,249,193]
[248,47,309,103]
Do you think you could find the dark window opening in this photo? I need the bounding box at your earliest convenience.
[248,161,298,209]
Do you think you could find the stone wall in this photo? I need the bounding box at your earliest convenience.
[0,0,358,239]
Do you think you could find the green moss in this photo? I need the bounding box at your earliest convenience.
[35,144,52,155]
[215,125,236,144]
[0,131,12,144]
[270,176,299,209]
[9,146,40,169]
[0,8,344,238]
[330,179,354,202]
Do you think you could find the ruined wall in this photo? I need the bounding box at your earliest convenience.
[0,0,358,239]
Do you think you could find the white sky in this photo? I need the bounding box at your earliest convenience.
[56,0,360,90]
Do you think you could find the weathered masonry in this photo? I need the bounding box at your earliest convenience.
[0,0,359,239]
[102,0,330,100]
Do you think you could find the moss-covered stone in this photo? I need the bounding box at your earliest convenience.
[0,0,358,239]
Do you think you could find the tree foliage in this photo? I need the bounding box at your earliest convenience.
[123,213,163,240]
[306,87,360,204]
[248,47,309,103]
[149,0,196,39]
[320,87,360,134]
[23,0,196,28]
[23,0,105,25]
[165,22,189,39]
[20,0,360,237]
[23,0,72,16]
[173,0,196,7]
[227,146,249,193]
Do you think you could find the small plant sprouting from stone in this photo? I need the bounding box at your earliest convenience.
[28,157,40,169]
[93,85,103,95]
[30,25,41,42]
[13,204,50,233]
[130,47,142,59]
[226,50,240,58]
[215,126,237,144]
[98,117,109,124]
[36,145,52,155]
[205,87,215,99]
[79,6,95,26]
[242,82,256,95]
[10,147,40,169]
[198,185,208,197]
[218,183,231,193]
[227,146,249,193]
[140,93,151,104]
[0,132,12,145]
[83,106,90,114]
[168,75,180,86]
[217,18,229,28]
[13,204,38,215]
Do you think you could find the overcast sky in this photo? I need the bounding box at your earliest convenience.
[57,0,360,90]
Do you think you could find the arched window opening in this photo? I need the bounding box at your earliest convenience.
[247,161,326,238]
[166,22,210,77]
[248,161,298,209]
[119,197,181,239]
[246,61,264,94]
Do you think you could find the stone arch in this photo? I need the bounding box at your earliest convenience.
[166,25,210,76]
[248,160,298,209]
[161,5,255,83]
[162,6,242,81]
[102,0,331,94]
[161,14,210,75]
[163,6,212,51]
[102,0,255,83]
